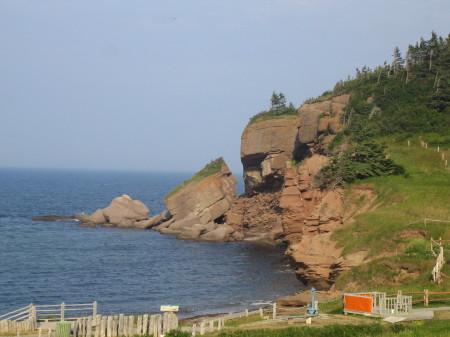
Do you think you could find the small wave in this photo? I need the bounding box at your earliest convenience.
[251,301,273,306]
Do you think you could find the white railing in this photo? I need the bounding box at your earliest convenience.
[34,302,97,321]
[0,302,97,333]
[379,295,412,316]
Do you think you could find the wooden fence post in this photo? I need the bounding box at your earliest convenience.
[107,316,113,337]
[259,308,263,318]
[61,302,65,321]
[273,303,277,319]
[93,302,97,317]
[142,314,148,335]
[136,316,142,335]
[192,324,196,336]
[127,316,133,337]
[424,289,429,306]
[117,315,123,337]
[100,316,106,337]
[94,315,101,337]
[87,317,93,337]
[155,315,162,337]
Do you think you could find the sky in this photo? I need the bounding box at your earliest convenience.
[1,0,449,176]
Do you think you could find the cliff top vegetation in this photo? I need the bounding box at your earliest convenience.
[247,91,297,126]
[314,32,449,189]
[323,31,449,139]
[165,157,226,199]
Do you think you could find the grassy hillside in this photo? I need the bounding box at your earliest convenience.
[332,134,450,293]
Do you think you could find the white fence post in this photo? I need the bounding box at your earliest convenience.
[61,303,65,321]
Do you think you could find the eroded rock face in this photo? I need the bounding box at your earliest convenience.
[164,165,237,224]
[225,192,283,241]
[241,95,350,195]
[297,94,349,144]
[241,119,298,194]
[159,164,240,241]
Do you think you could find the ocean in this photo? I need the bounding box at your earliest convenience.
[0,168,303,317]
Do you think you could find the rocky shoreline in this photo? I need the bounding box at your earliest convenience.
[34,94,375,293]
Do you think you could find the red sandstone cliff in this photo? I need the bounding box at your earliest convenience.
[226,94,375,289]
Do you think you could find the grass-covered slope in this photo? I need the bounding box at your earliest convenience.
[165,157,226,199]
[332,134,450,293]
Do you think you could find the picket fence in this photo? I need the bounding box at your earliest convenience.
[71,312,177,337]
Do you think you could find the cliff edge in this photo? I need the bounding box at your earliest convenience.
[227,94,374,289]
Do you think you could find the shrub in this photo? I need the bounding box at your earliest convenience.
[165,329,190,337]
[315,141,405,189]
[405,239,433,256]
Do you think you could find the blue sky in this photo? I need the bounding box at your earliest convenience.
[1,0,449,175]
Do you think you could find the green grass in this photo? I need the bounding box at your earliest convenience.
[334,134,450,256]
[165,157,226,199]
[247,107,297,126]
[247,114,297,126]
[224,315,263,327]
[211,320,450,337]
[330,133,450,292]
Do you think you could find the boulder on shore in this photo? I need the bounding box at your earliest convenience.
[77,194,149,227]
[35,194,151,228]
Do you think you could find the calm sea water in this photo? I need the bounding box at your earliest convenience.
[0,168,303,317]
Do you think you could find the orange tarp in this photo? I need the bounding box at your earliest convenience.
[344,294,373,313]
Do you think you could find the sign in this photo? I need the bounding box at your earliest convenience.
[160,305,179,312]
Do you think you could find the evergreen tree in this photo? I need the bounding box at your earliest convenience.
[270,91,286,110]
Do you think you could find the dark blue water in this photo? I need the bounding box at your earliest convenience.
[0,168,303,317]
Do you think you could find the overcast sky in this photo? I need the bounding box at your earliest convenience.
[1,0,449,175]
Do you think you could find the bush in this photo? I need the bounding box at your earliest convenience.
[405,239,433,257]
[165,328,190,337]
[315,141,405,189]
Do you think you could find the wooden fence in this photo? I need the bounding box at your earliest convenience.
[390,290,450,307]
[72,312,177,337]
[1,301,314,336]
[0,302,96,333]
[417,137,449,168]
[0,304,37,333]
[187,303,312,335]
[431,238,446,284]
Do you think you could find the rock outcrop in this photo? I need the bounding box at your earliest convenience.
[74,194,150,227]
[33,194,152,228]
[227,94,376,289]
[297,94,349,144]
[241,94,350,195]
[155,160,241,242]
[241,119,298,193]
